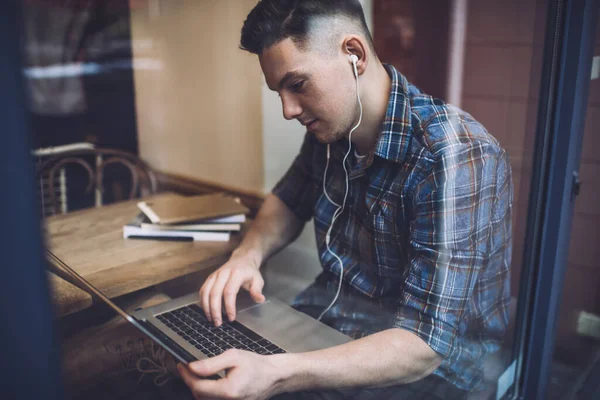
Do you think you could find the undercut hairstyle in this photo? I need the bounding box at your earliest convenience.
[240,0,375,56]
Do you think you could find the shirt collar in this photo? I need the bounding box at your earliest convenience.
[372,64,413,164]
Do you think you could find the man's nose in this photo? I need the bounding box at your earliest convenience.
[281,95,302,121]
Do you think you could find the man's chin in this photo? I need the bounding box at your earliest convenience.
[311,129,341,144]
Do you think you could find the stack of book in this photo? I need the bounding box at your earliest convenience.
[123,192,249,242]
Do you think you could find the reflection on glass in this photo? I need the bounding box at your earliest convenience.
[28,1,552,399]
[22,1,140,213]
[22,0,138,151]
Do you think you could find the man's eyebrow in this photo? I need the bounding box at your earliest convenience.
[277,71,308,91]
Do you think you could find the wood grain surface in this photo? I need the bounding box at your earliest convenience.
[46,193,240,317]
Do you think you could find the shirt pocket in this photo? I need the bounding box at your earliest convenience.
[370,202,409,281]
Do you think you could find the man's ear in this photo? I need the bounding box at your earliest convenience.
[343,36,368,76]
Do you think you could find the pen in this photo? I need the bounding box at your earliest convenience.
[127,235,194,242]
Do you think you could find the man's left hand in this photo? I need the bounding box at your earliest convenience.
[177,349,286,400]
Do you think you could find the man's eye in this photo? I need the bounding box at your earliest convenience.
[291,80,305,92]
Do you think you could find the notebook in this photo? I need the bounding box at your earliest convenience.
[140,219,241,232]
[137,193,249,225]
[124,212,231,241]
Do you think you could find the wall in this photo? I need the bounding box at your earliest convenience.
[130,0,264,194]
[460,0,541,300]
[460,0,600,365]
[130,0,375,297]
[131,0,372,197]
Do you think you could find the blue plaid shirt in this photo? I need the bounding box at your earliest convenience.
[272,64,513,391]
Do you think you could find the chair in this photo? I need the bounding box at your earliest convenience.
[36,147,158,216]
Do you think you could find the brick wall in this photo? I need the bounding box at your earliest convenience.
[374,0,599,363]
[461,0,600,364]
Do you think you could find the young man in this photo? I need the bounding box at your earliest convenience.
[178,1,513,399]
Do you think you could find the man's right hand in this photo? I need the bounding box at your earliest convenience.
[199,250,265,327]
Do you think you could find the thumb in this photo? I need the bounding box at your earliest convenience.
[249,278,265,303]
[187,350,238,377]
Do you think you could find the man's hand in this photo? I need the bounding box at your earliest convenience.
[199,250,265,326]
[178,349,284,400]
[198,194,304,326]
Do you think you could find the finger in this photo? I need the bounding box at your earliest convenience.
[178,363,229,399]
[200,275,215,321]
[209,270,231,326]
[177,363,199,392]
[223,274,245,321]
[249,276,266,303]
[200,274,216,322]
[188,349,240,377]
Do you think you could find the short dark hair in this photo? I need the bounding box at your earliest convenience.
[240,0,374,55]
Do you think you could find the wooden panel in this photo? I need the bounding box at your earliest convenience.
[130,0,264,193]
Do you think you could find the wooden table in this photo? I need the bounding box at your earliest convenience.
[45,193,241,317]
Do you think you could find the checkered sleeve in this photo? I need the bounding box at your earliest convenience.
[394,141,508,359]
[271,133,318,222]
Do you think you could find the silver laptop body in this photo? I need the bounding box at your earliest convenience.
[47,250,351,376]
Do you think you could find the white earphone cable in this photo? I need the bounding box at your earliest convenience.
[318,59,363,321]
[322,147,340,207]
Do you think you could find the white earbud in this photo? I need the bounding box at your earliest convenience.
[349,54,359,78]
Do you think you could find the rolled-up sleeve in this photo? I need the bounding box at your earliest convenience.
[271,133,318,222]
[394,141,511,359]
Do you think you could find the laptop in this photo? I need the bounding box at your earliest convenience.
[46,249,351,377]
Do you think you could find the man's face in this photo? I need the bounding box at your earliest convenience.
[259,38,357,144]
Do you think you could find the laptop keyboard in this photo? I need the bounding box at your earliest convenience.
[156,304,286,357]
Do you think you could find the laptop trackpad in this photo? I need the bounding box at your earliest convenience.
[236,297,351,353]
[235,290,264,312]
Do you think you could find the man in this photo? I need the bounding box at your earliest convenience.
[178,1,513,399]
